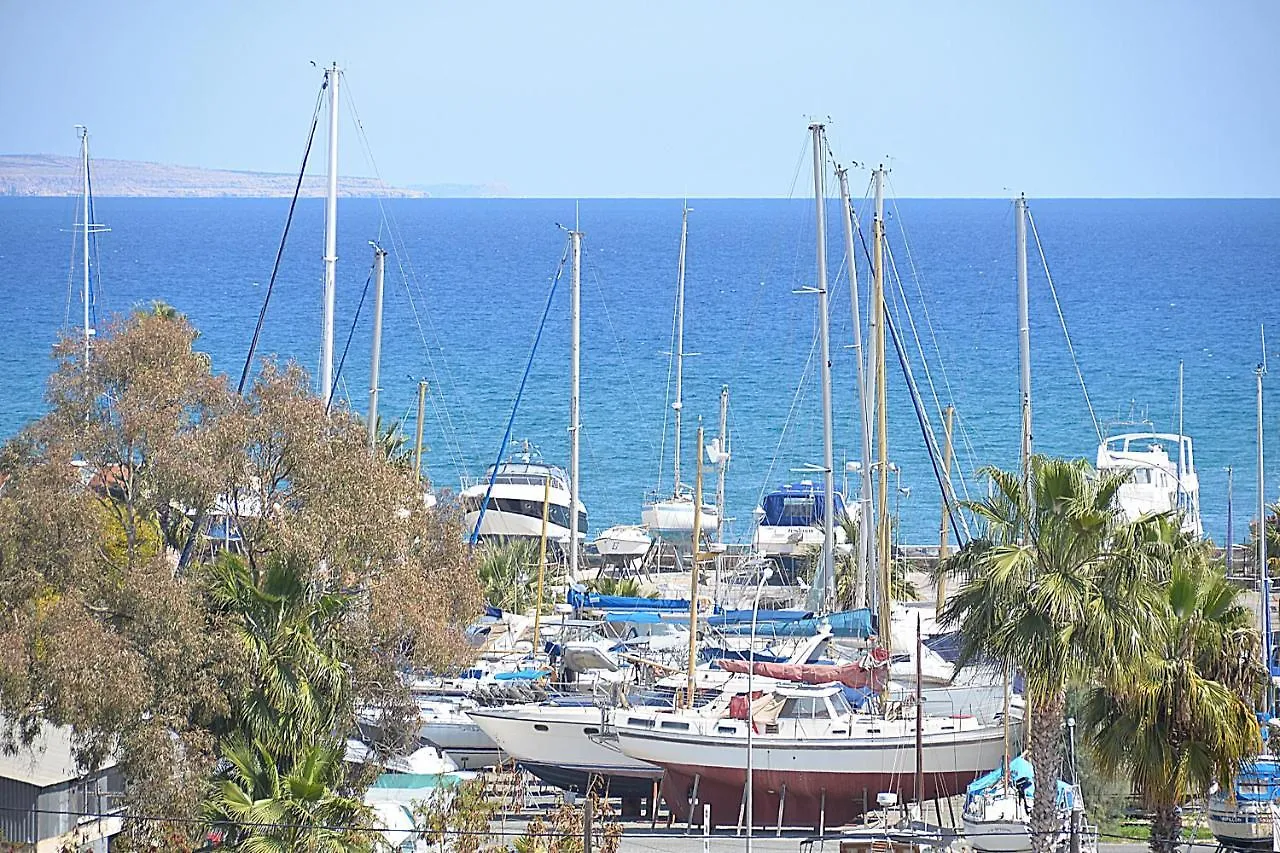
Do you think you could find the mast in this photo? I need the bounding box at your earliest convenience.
[716,385,729,541]
[320,63,340,408]
[872,166,891,650]
[936,405,955,617]
[687,424,705,708]
[673,205,689,496]
[78,126,92,368]
[810,123,836,613]
[915,612,924,809]
[1227,466,1235,574]
[837,164,874,609]
[1258,358,1271,698]
[534,472,551,659]
[1016,194,1033,489]
[1176,360,1185,511]
[367,243,386,450]
[569,229,582,584]
[413,380,427,482]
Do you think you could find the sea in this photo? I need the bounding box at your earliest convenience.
[1,196,1278,545]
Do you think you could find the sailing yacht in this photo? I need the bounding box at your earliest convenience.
[643,205,718,547]
[461,442,587,548]
[1095,428,1202,537]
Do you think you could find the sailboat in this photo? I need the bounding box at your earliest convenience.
[1208,348,1280,851]
[70,126,108,366]
[642,205,718,548]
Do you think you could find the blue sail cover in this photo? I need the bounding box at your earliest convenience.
[966,755,1074,809]
[567,585,704,612]
[1233,758,1280,802]
[716,608,874,638]
[760,482,848,527]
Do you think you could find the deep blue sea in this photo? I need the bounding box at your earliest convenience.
[1,197,1278,544]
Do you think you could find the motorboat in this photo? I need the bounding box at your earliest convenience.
[460,443,587,547]
[1095,429,1202,537]
[593,524,652,563]
[752,480,850,573]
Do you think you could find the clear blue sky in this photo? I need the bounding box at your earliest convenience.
[2,1,1277,197]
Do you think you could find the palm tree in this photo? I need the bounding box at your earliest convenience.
[205,552,351,773]
[476,539,540,613]
[938,455,1161,853]
[799,514,919,608]
[588,575,656,598]
[206,737,373,852]
[1083,522,1264,853]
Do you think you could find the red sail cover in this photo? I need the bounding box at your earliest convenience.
[717,651,889,691]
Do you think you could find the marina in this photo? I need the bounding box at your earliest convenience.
[0,7,1277,852]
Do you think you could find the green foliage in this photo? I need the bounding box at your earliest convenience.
[938,455,1160,853]
[205,552,352,769]
[1080,524,1264,853]
[412,776,500,853]
[477,539,540,612]
[513,794,622,853]
[587,575,655,598]
[205,738,373,852]
[797,514,919,605]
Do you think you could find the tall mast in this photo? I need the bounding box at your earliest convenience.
[367,243,387,450]
[320,63,340,408]
[569,229,582,583]
[807,123,836,613]
[1015,194,1032,489]
[673,204,689,495]
[872,166,891,650]
[1176,360,1185,511]
[687,424,705,708]
[837,164,875,609]
[716,384,729,542]
[936,405,956,617]
[1258,357,1271,696]
[78,126,92,368]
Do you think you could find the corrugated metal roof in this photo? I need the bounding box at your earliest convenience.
[0,722,117,788]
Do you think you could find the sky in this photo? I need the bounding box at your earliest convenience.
[1,1,1277,197]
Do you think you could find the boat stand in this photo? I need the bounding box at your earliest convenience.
[650,779,660,829]
[685,773,701,834]
[818,788,827,838]
[736,783,748,835]
[776,783,788,836]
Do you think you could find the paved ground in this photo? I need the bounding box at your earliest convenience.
[488,816,1157,852]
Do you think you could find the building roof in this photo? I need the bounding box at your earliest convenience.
[0,722,117,788]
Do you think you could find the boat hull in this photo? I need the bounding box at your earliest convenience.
[418,720,503,770]
[469,705,662,786]
[1209,801,1275,850]
[618,723,1007,828]
[962,817,1034,853]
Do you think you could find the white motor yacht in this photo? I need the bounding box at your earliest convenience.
[461,444,587,547]
[1095,430,1202,537]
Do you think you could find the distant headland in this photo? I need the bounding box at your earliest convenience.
[0,154,503,198]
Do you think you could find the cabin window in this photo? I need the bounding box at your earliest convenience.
[780,696,829,719]
[1132,469,1152,485]
[660,720,691,731]
[534,724,549,732]
[826,692,852,717]
[583,727,600,735]
[628,717,655,728]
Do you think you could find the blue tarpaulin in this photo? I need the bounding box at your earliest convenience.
[759,482,848,527]
[567,585,706,612]
[966,755,1074,809]
[716,608,874,639]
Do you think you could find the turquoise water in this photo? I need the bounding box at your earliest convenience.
[1,197,1278,544]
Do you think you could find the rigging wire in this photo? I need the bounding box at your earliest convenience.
[884,242,974,506]
[885,177,983,480]
[1026,206,1103,444]
[342,75,475,477]
[469,236,572,543]
[326,262,376,414]
[238,77,326,395]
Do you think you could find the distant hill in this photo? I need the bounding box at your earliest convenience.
[0,155,493,199]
